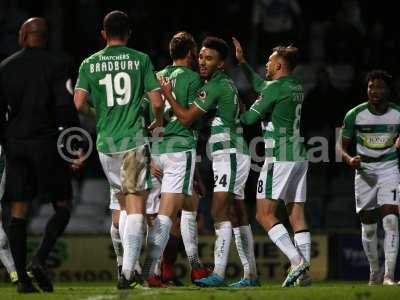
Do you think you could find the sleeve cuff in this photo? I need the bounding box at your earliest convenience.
[74,87,89,93]
[194,101,207,112]
[250,107,261,115]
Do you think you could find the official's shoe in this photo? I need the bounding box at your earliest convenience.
[229,278,261,288]
[16,279,39,293]
[194,273,226,287]
[191,267,212,282]
[27,257,53,292]
[282,259,310,288]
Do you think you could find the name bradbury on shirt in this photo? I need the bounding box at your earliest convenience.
[90,54,140,73]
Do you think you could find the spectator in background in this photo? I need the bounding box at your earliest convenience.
[252,0,303,65]
[324,1,365,67]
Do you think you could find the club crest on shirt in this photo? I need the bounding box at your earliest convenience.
[197,90,207,100]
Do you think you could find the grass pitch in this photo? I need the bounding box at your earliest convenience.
[0,281,399,300]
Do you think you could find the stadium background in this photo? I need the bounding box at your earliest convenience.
[1,0,400,283]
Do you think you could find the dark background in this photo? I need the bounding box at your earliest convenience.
[1,0,399,233]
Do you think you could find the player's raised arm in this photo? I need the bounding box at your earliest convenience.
[232,37,246,64]
[232,37,265,93]
[159,76,204,127]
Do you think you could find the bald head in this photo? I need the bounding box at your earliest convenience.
[19,17,48,48]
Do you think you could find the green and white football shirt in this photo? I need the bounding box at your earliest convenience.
[342,102,400,171]
[193,70,249,155]
[152,65,202,154]
[75,45,160,154]
[240,63,306,161]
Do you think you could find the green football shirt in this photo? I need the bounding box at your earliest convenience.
[151,65,202,154]
[193,70,249,155]
[75,45,160,154]
[240,63,306,161]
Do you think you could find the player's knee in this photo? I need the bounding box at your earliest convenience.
[255,211,266,226]
[383,214,398,232]
[362,223,377,239]
[111,222,119,230]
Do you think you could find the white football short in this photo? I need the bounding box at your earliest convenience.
[211,152,251,200]
[355,166,400,213]
[256,160,308,203]
[152,150,195,195]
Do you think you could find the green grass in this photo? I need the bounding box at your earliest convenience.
[0,281,399,300]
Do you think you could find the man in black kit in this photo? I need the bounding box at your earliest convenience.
[0,18,80,293]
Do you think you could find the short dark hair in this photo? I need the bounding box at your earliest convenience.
[103,11,130,39]
[272,45,299,70]
[366,69,393,86]
[169,31,197,60]
[202,36,229,60]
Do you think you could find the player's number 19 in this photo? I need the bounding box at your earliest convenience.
[99,72,131,107]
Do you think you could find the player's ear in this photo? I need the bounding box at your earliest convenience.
[19,29,27,47]
[217,60,225,70]
[100,30,107,41]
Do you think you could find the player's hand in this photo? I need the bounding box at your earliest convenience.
[193,178,206,198]
[232,37,246,64]
[158,76,172,97]
[70,151,85,172]
[348,155,361,169]
[151,161,162,178]
[147,119,163,132]
[396,136,400,149]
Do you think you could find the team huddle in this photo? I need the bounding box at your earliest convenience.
[0,9,399,294]
[73,10,311,289]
